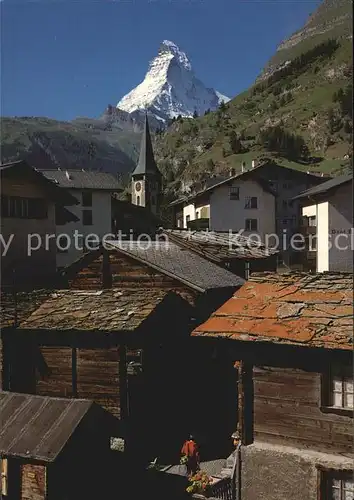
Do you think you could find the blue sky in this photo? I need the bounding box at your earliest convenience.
[1,0,321,121]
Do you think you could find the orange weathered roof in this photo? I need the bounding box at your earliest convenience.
[192,272,353,350]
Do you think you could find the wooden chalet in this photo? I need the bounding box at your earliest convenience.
[1,288,192,464]
[192,272,353,500]
[0,391,120,500]
[0,241,244,465]
[58,240,245,322]
[0,161,78,289]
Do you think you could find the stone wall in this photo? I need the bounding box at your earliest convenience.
[240,442,353,500]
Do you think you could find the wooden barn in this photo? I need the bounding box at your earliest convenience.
[0,391,120,500]
[192,272,353,500]
[1,241,244,464]
[1,287,193,463]
[58,239,245,321]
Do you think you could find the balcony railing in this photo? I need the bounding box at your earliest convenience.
[299,225,317,235]
[192,477,233,500]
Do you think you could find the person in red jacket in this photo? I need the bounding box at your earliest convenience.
[181,434,200,476]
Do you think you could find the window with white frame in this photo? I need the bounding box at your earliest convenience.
[244,196,258,209]
[245,218,257,231]
[229,186,240,200]
[322,368,354,416]
[331,376,353,409]
[320,469,354,500]
[308,215,317,226]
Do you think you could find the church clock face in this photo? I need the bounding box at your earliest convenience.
[135,182,142,192]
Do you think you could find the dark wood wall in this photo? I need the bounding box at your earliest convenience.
[253,366,353,454]
[68,251,198,305]
[36,346,121,418]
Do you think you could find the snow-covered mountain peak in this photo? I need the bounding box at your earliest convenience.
[158,40,192,70]
[117,40,230,123]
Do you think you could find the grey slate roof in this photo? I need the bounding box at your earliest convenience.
[165,229,278,261]
[19,288,171,331]
[169,161,326,207]
[0,391,94,461]
[41,169,122,190]
[293,173,353,200]
[107,241,245,292]
[132,114,161,177]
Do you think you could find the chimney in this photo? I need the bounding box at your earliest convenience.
[229,168,236,177]
[241,161,246,173]
[65,170,71,180]
[251,160,256,169]
[321,173,324,177]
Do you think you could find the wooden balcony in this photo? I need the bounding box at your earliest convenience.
[298,225,317,236]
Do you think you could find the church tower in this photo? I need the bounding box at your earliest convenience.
[131,113,162,215]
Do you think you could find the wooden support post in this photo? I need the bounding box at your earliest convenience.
[119,345,128,421]
[236,360,254,445]
[1,335,11,391]
[72,347,77,398]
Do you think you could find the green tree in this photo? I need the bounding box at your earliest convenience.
[272,84,282,96]
[219,101,227,112]
[270,101,278,112]
[344,120,352,134]
[206,158,215,170]
[229,131,242,154]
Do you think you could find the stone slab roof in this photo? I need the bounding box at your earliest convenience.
[164,230,278,261]
[107,241,245,292]
[42,169,122,191]
[18,288,170,331]
[0,289,52,329]
[192,272,353,350]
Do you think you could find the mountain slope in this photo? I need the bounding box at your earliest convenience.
[260,0,352,80]
[0,117,138,179]
[154,0,352,193]
[117,40,230,123]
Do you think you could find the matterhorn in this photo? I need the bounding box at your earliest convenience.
[116,40,230,124]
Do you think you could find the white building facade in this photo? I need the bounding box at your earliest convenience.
[298,175,353,272]
[42,170,121,268]
[172,176,275,242]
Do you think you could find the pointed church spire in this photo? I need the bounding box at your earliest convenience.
[132,113,161,177]
[131,112,162,215]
